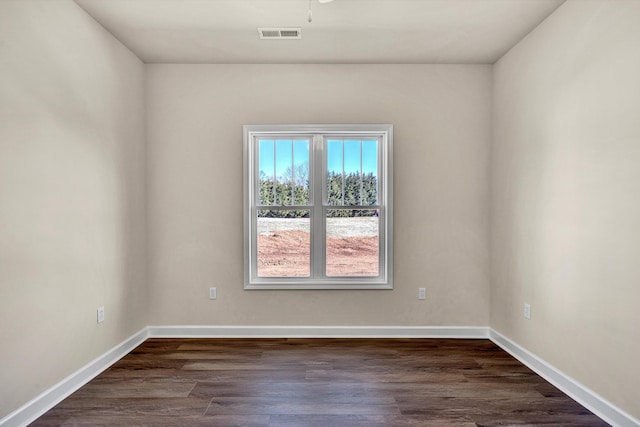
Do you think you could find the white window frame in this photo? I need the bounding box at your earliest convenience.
[243,124,393,290]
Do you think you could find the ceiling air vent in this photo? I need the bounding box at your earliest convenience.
[258,28,302,40]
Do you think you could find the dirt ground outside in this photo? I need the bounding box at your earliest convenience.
[257,218,379,277]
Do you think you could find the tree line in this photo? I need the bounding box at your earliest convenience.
[259,171,378,218]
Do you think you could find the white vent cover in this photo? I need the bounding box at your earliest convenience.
[258,28,302,40]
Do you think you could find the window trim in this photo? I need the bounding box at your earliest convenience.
[243,124,393,290]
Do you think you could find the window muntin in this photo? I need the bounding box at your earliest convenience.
[244,125,392,290]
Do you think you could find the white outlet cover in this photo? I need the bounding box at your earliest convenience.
[418,288,426,300]
[209,287,217,300]
[524,303,531,320]
[97,307,105,323]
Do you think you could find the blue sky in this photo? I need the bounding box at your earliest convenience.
[259,139,378,180]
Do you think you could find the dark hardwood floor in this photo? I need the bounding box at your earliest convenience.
[31,338,608,426]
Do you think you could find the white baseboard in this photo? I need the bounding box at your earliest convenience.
[489,328,640,427]
[0,328,149,427]
[147,325,490,339]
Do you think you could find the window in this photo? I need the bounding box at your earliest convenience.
[243,125,393,289]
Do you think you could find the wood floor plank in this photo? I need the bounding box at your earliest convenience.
[32,414,271,427]
[189,381,386,400]
[70,378,197,398]
[268,414,478,427]
[204,400,402,416]
[30,338,609,426]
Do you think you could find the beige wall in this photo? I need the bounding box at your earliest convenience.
[492,0,640,419]
[0,0,147,418]
[146,64,491,327]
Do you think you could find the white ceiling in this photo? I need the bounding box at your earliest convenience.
[74,0,565,64]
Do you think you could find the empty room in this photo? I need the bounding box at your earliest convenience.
[1,0,639,426]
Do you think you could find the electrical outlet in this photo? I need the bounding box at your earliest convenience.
[524,303,531,320]
[209,287,217,300]
[97,307,105,324]
[418,288,426,300]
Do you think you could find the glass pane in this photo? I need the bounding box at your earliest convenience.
[275,140,293,205]
[343,140,361,206]
[293,140,310,205]
[326,209,379,277]
[258,140,275,205]
[343,140,361,174]
[327,140,343,206]
[260,139,310,207]
[257,210,310,277]
[326,139,377,207]
[362,140,378,205]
